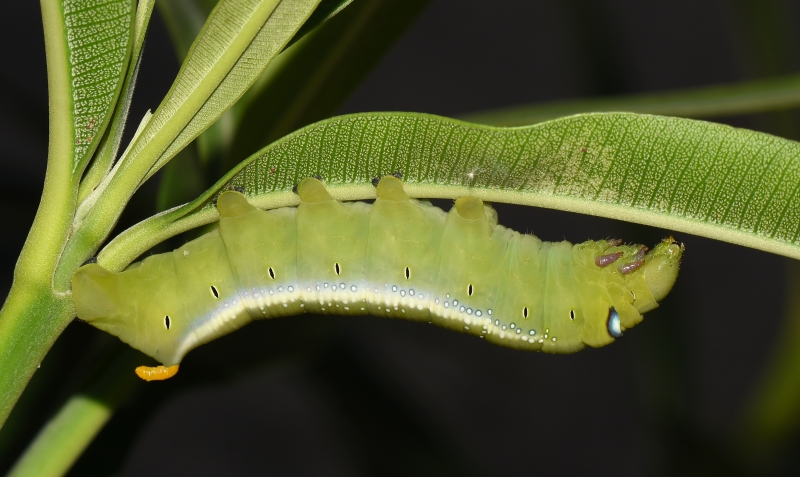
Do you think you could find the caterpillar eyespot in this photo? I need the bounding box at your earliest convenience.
[607,308,622,338]
[72,176,683,379]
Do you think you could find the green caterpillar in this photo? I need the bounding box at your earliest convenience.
[72,176,683,380]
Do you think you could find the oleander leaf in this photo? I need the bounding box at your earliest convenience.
[99,111,800,270]
[285,0,353,48]
[228,0,431,167]
[79,0,319,213]
[56,0,323,290]
[157,0,220,62]
[105,0,323,193]
[153,0,354,174]
[462,74,800,127]
[158,0,352,63]
[77,0,155,204]
[48,0,135,175]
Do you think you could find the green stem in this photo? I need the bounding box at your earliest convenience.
[6,346,142,477]
[17,0,80,284]
[0,286,73,428]
[0,0,84,427]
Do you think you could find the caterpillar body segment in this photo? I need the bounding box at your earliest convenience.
[73,176,684,379]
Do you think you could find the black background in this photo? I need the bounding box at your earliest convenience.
[1,1,798,476]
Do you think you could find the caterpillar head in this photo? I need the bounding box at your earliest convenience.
[580,237,684,348]
[600,237,683,307]
[640,237,684,306]
[622,237,684,315]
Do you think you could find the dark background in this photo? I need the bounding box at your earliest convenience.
[1,1,798,475]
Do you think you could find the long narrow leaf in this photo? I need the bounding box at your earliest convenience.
[155,0,353,164]
[157,0,219,61]
[100,111,800,271]
[285,0,353,48]
[62,0,136,175]
[462,74,800,127]
[159,0,352,61]
[140,0,324,181]
[77,0,156,204]
[228,0,431,166]
[120,0,283,181]
[56,0,322,290]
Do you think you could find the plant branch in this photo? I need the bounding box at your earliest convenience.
[461,73,800,126]
[6,346,142,477]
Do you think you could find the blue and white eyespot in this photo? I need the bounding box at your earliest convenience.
[606,307,623,338]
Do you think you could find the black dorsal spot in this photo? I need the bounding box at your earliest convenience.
[210,285,220,298]
[569,309,575,321]
[405,267,411,279]
[523,307,529,319]
[468,284,474,296]
[392,171,403,179]
[312,174,323,181]
[269,267,275,279]
[164,316,171,330]
[335,263,341,275]
[371,177,380,187]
